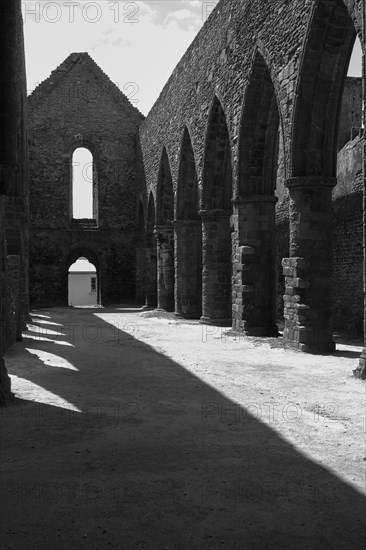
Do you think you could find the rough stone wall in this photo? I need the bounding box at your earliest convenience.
[275,81,364,334]
[139,1,362,195]
[338,77,363,150]
[139,0,364,342]
[333,136,364,335]
[0,0,29,403]
[28,53,144,306]
[140,0,309,194]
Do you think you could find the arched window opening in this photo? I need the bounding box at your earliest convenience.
[68,257,98,307]
[72,147,96,220]
[348,34,362,77]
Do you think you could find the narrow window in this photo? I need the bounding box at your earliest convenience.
[90,276,97,293]
[72,147,94,219]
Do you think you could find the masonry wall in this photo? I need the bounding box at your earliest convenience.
[275,138,364,337]
[0,0,29,403]
[140,1,362,197]
[338,77,363,150]
[333,136,364,336]
[28,53,144,306]
[274,80,364,336]
[139,0,364,339]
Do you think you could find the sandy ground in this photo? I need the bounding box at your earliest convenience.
[1,306,365,550]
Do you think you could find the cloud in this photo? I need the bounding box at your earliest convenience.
[23,0,206,114]
[165,8,202,32]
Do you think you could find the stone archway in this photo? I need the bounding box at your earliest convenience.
[201,96,233,326]
[155,148,175,312]
[233,51,281,336]
[64,247,101,306]
[145,192,158,308]
[285,0,359,353]
[175,127,202,319]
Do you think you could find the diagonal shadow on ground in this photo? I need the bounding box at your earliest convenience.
[1,307,365,550]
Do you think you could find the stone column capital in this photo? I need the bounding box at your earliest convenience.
[285,176,337,190]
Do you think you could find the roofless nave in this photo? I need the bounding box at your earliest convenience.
[0,0,365,403]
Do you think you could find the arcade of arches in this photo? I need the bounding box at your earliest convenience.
[0,0,365,403]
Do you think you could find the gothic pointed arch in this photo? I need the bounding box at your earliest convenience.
[156,147,174,225]
[292,0,357,177]
[233,50,281,336]
[145,191,157,308]
[177,126,200,220]
[175,126,202,318]
[239,50,281,197]
[200,95,233,325]
[202,96,233,210]
[284,0,360,353]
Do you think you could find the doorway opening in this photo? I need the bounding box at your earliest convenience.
[68,257,99,307]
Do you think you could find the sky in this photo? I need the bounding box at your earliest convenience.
[22,1,363,117]
[23,0,212,115]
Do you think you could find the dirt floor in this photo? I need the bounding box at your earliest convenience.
[1,306,365,550]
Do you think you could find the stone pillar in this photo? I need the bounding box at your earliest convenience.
[145,237,157,309]
[0,2,19,195]
[232,196,278,336]
[355,22,366,379]
[200,209,232,326]
[135,237,146,306]
[282,177,336,352]
[155,224,175,312]
[0,201,13,404]
[174,220,202,318]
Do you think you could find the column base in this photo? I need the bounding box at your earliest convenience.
[0,357,13,405]
[155,307,174,313]
[242,325,279,337]
[200,316,231,327]
[174,312,200,320]
[284,339,336,354]
[145,302,158,309]
[354,349,366,379]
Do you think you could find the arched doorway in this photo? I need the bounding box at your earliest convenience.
[65,248,101,306]
[68,257,98,307]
